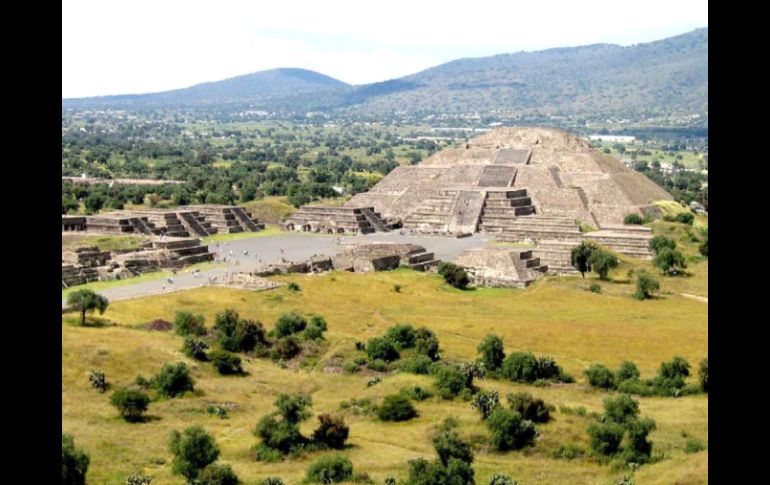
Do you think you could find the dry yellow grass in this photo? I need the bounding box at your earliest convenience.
[63,266,707,484]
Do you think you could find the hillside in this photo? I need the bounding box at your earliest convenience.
[63,28,707,121]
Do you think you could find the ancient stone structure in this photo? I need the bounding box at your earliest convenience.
[454,247,548,288]
[213,272,282,291]
[346,127,672,233]
[281,206,394,234]
[61,205,264,237]
[61,237,214,288]
[332,243,439,272]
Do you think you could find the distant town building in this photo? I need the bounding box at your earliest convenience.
[587,135,636,143]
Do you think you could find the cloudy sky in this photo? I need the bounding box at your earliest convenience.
[62,0,707,98]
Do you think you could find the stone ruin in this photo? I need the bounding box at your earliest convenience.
[211,272,283,292]
[454,247,548,288]
[61,237,215,288]
[281,206,397,234]
[332,243,439,272]
[61,204,265,238]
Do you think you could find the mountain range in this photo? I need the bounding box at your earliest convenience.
[62,28,707,120]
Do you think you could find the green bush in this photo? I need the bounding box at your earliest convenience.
[62,434,90,485]
[603,394,640,425]
[654,356,690,393]
[287,282,301,292]
[342,361,360,374]
[305,455,353,483]
[648,235,677,255]
[377,395,417,421]
[488,475,520,485]
[433,363,468,399]
[587,421,625,456]
[198,463,239,485]
[570,241,598,278]
[168,426,220,481]
[401,386,433,401]
[685,437,706,453]
[385,324,417,349]
[551,443,584,460]
[273,312,307,337]
[699,358,708,392]
[89,370,107,392]
[152,362,195,397]
[125,473,152,485]
[506,392,551,423]
[471,389,500,419]
[312,414,349,449]
[258,478,285,485]
[110,388,150,422]
[617,361,640,381]
[174,311,206,336]
[365,336,400,362]
[653,247,687,276]
[367,359,388,372]
[584,364,616,389]
[589,283,601,293]
[397,354,434,374]
[214,309,266,352]
[208,350,243,375]
[270,337,301,361]
[303,315,328,341]
[587,249,619,281]
[501,352,538,382]
[438,262,469,289]
[486,408,536,451]
[183,336,209,361]
[634,273,660,300]
[672,212,694,224]
[477,334,505,371]
[623,214,643,225]
[622,417,656,463]
[414,327,441,361]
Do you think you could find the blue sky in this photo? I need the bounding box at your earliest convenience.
[62,0,707,98]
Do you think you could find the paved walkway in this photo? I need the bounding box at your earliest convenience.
[62,231,493,307]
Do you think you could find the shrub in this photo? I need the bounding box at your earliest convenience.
[501,352,537,383]
[271,337,301,361]
[653,247,687,276]
[110,388,150,422]
[385,324,417,349]
[486,408,536,451]
[198,463,239,485]
[673,212,694,224]
[254,394,312,455]
[312,414,349,449]
[699,230,708,256]
[551,443,584,460]
[183,336,209,361]
[367,359,388,372]
[303,315,328,341]
[587,249,619,281]
[439,262,469,289]
[377,394,417,421]
[634,273,660,300]
[654,356,690,393]
[168,426,220,481]
[589,283,601,293]
[477,334,506,371]
[414,327,441,361]
[398,354,434,374]
[62,434,90,485]
[152,362,195,397]
[433,363,468,399]
[287,282,301,292]
[433,424,474,466]
[587,421,625,456]
[305,455,353,483]
[685,437,706,453]
[603,395,640,425]
[489,475,520,485]
[570,241,598,278]
[623,214,644,225]
[273,312,307,337]
[365,336,399,362]
[89,370,107,392]
[401,386,433,401]
[506,392,551,423]
[174,311,206,336]
[699,358,708,392]
[342,361,360,374]
[147,319,173,331]
[460,361,486,388]
[214,309,266,352]
[209,350,243,375]
[622,417,656,463]
[617,361,640,382]
[125,474,152,485]
[471,390,500,419]
[259,478,285,485]
[393,284,402,293]
[584,364,616,390]
[648,235,677,255]
[367,376,382,387]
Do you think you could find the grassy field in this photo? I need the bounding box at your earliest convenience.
[62,234,148,253]
[201,225,283,243]
[63,256,707,484]
[240,196,297,225]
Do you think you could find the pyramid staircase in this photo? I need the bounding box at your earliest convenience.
[478,189,536,234]
[402,190,459,232]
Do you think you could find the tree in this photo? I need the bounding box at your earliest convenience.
[587,421,625,456]
[623,214,643,225]
[570,242,597,278]
[414,327,441,361]
[471,390,500,419]
[67,289,109,325]
[365,336,400,362]
[84,193,104,213]
[254,394,312,456]
[506,392,551,423]
[152,362,195,397]
[433,363,468,399]
[110,388,150,422]
[501,352,538,383]
[174,311,206,336]
[198,463,238,485]
[312,414,349,449]
[587,249,619,281]
[653,247,687,276]
[477,334,505,371]
[699,358,708,392]
[699,229,708,256]
[603,394,640,425]
[208,350,243,375]
[648,235,676,255]
[616,361,640,381]
[62,434,90,485]
[634,273,660,300]
[305,455,353,483]
[214,309,266,352]
[168,426,220,481]
[377,394,418,421]
[585,364,615,389]
[486,408,536,451]
[273,312,307,337]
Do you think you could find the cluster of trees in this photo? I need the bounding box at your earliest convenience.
[477,334,573,384]
[570,242,619,280]
[168,426,239,484]
[587,395,657,464]
[649,236,687,276]
[584,356,707,397]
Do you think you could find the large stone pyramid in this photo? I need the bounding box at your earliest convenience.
[346,127,672,231]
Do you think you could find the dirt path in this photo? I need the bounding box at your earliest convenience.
[681,293,708,304]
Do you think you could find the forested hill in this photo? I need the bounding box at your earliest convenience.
[63,28,707,120]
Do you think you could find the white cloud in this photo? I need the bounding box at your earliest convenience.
[62,0,707,97]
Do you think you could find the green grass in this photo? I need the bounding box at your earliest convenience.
[63,266,707,484]
[201,225,283,243]
[240,196,296,224]
[62,234,148,253]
